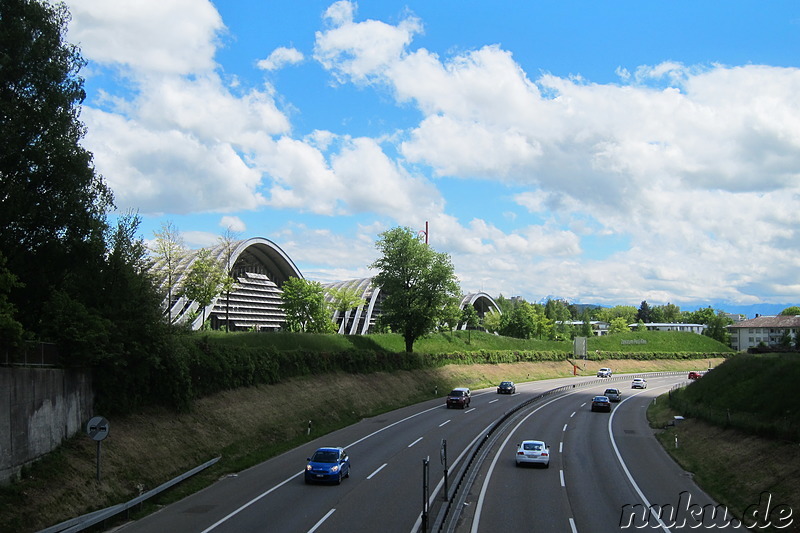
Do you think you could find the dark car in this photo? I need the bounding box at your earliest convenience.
[446,387,471,409]
[497,381,516,394]
[305,447,350,484]
[591,395,611,412]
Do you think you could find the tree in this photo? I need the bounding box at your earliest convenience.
[151,221,186,324]
[779,306,800,316]
[438,296,463,334]
[180,249,234,328]
[1,0,113,344]
[636,301,652,323]
[596,305,637,324]
[217,227,241,332]
[280,277,335,333]
[0,253,24,351]
[327,286,366,333]
[608,317,631,335]
[482,309,502,334]
[370,227,461,353]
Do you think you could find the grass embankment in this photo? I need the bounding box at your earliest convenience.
[0,330,732,531]
[648,354,800,531]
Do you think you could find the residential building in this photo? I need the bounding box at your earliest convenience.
[727,315,800,351]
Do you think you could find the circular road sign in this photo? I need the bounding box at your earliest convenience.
[86,416,110,441]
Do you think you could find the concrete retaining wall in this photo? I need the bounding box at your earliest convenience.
[0,367,94,485]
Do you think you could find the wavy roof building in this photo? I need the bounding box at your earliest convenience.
[155,237,500,333]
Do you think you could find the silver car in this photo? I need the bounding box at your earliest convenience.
[604,388,622,402]
[515,440,550,468]
[631,378,648,389]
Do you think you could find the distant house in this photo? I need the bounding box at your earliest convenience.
[628,323,707,334]
[727,315,800,351]
[556,321,610,336]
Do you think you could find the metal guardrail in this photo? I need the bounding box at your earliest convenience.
[431,371,687,532]
[39,456,221,533]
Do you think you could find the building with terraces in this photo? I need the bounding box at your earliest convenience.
[156,237,500,333]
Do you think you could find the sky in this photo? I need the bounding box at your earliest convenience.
[62,0,800,315]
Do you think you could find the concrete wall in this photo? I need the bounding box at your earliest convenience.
[0,367,93,484]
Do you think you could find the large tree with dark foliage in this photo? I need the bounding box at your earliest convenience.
[0,1,169,391]
[370,227,461,353]
[1,0,111,339]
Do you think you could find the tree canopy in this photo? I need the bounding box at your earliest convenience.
[370,227,460,352]
[280,277,335,333]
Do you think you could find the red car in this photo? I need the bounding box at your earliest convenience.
[688,371,703,380]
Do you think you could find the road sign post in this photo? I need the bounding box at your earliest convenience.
[86,416,110,481]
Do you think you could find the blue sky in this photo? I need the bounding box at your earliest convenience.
[63,1,800,315]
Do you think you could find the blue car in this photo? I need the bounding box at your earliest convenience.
[305,447,351,484]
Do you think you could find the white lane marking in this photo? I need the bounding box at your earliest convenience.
[489,399,499,404]
[563,423,568,432]
[569,517,578,533]
[470,394,569,533]
[560,469,565,487]
[439,419,451,427]
[367,463,387,480]
[559,441,563,453]
[570,411,576,418]
[307,508,335,533]
[465,407,476,413]
[608,386,672,532]
[408,437,423,448]
[203,401,446,532]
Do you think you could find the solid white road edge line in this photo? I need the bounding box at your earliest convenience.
[608,385,672,533]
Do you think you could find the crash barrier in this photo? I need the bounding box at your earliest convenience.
[431,372,686,533]
[38,456,220,533]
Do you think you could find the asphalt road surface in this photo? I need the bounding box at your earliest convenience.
[115,374,745,533]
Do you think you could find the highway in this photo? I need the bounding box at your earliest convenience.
[116,373,742,532]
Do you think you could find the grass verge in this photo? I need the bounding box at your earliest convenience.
[648,396,800,532]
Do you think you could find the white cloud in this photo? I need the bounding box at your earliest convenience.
[257,47,304,71]
[66,0,224,75]
[219,216,246,233]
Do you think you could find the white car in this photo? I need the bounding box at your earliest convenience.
[515,440,550,468]
[631,378,647,389]
[597,367,612,378]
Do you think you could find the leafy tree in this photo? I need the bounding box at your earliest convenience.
[370,227,460,353]
[636,300,652,323]
[499,300,553,340]
[180,249,234,328]
[461,304,480,344]
[217,227,241,332]
[596,305,637,324]
[636,320,646,332]
[608,317,631,335]
[0,0,113,346]
[438,296,463,333]
[327,286,366,333]
[779,306,800,316]
[0,253,24,350]
[151,221,186,324]
[281,277,335,333]
[703,311,733,344]
[482,309,502,334]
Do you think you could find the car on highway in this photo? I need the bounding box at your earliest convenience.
[305,447,350,484]
[591,395,611,412]
[631,377,648,389]
[597,367,613,378]
[688,371,703,380]
[446,387,471,408]
[515,440,550,468]
[497,381,516,394]
[604,388,622,402]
